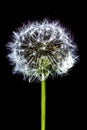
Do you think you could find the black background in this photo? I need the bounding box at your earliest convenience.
[0,1,83,129]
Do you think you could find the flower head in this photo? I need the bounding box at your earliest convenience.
[7,19,78,82]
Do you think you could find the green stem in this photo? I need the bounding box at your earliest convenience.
[41,79,46,130]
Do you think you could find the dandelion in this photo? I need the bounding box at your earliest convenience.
[7,19,78,130]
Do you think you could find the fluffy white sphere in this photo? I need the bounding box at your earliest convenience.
[7,19,78,82]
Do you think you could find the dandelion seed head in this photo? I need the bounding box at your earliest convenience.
[7,19,78,82]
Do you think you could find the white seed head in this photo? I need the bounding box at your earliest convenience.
[7,19,78,82]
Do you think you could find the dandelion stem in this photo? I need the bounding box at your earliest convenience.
[41,79,46,130]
